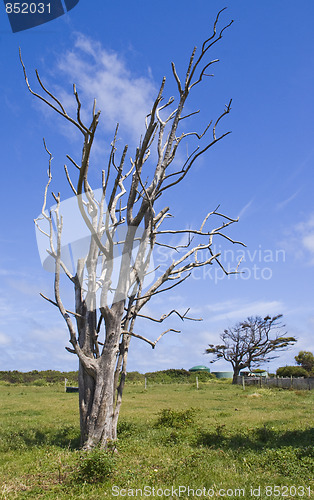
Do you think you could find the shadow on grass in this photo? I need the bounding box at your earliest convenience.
[197,425,314,452]
[0,425,80,451]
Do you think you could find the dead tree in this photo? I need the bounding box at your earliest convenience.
[21,9,244,449]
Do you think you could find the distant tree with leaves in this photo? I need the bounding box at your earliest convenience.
[205,315,296,384]
[276,366,309,378]
[295,351,314,375]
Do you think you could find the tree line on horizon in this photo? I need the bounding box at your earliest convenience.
[1,356,313,386]
[0,368,215,385]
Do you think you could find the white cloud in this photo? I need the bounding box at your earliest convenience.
[55,33,157,145]
[298,216,314,263]
[205,298,284,323]
[296,214,314,232]
[0,332,11,345]
[302,234,314,253]
[282,213,314,265]
[28,323,66,342]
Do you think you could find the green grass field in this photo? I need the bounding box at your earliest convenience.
[0,380,313,499]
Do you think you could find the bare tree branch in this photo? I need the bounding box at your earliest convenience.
[136,307,202,323]
[40,293,82,318]
[19,49,87,135]
[121,328,180,349]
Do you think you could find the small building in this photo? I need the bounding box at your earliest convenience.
[189,365,211,373]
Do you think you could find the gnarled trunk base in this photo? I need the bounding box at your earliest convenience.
[79,355,119,450]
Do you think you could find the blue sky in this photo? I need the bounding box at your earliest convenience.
[0,0,313,374]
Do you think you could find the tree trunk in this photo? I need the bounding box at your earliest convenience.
[78,303,126,450]
[79,349,118,450]
[78,361,95,447]
[232,367,240,385]
[112,334,131,439]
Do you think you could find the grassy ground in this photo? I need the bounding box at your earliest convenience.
[0,380,313,499]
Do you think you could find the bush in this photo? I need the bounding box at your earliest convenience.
[125,371,144,383]
[276,366,309,378]
[142,369,214,385]
[32,379,49,386]
[155,408,197,428]
[74,448,115,483]
[117,420,140,438]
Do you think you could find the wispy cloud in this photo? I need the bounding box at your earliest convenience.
[205,298,284,323]
[7,278,45,297]
[54,33,157,145]
[0,297,16,318]
[276,189,301,210]
[237,198,254,219]
[0,269,20,277]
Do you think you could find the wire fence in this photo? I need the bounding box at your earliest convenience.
[237,376,314,390]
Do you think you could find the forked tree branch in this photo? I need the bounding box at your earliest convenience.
[136,307,202,323]
[121,328,180,349]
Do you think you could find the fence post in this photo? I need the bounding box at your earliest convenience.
[196,376,199,390]
[242,376,245,390]
[144,377,147,390]
[64,378,67,392]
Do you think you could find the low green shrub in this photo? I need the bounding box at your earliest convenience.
[251,446,314,481]
[155,408,197,428]
[32,378,49,386]
[73,448,116,483]
[144,369,214,384]
[117,419,142,438]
